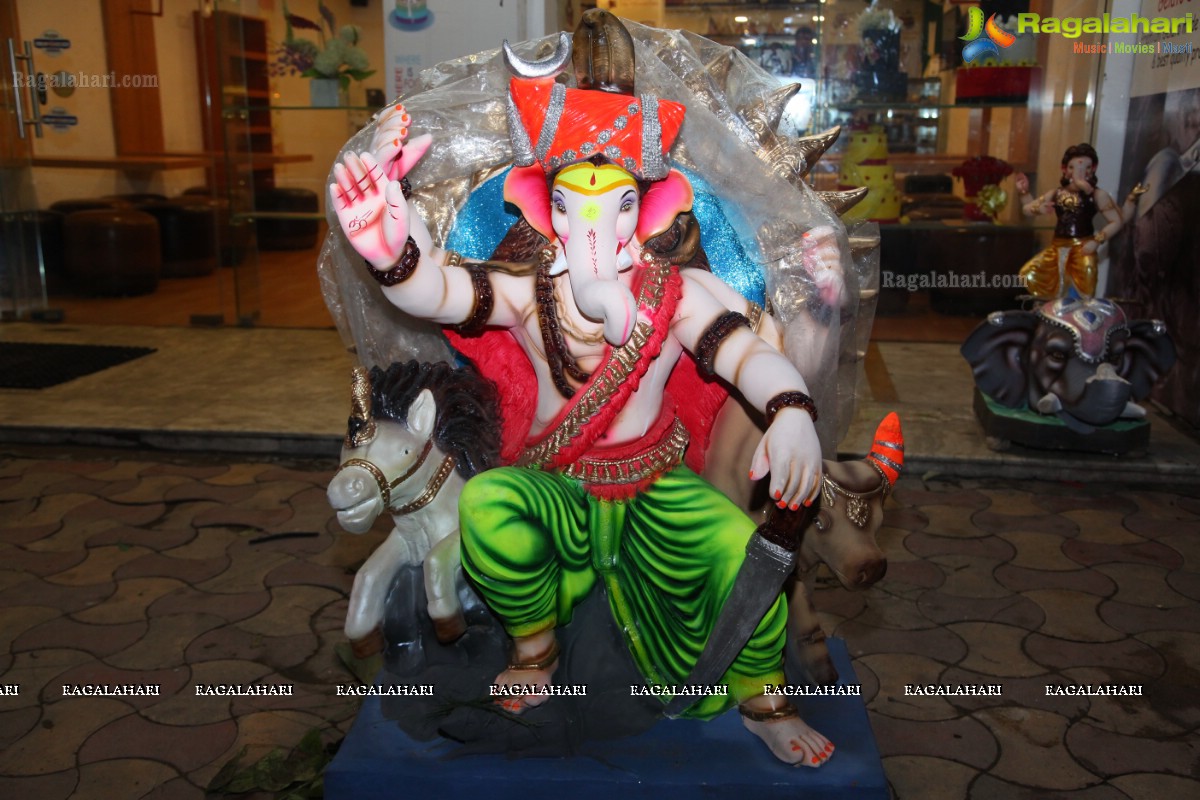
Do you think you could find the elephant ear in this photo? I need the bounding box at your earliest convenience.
[503,164,554,242]
[637,169,694,242]
[960,311,1038,407]
[1120,320,1177,400]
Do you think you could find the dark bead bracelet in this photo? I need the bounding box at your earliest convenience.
[366,237,421,286]
[695,311,751,376]
[454,263,495,335]
[765,391,818,425]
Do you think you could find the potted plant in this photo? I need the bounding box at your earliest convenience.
[272,1,375,107]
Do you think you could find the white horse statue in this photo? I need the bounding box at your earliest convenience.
[326,361,501,657]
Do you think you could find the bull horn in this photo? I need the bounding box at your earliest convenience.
[346,366,377,449]
[818,187,870,216]
[866,412,904,490]
[572,9,637,95]
[793,126,842,175]
[503,32,572,79]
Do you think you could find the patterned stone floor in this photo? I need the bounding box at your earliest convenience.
[1,449,1197,798]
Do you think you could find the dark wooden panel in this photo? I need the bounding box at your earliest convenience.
[101,0,165,155]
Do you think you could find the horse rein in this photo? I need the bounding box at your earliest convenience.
[341,437,456,515]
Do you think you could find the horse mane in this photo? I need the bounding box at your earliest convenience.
[367,360,502,479]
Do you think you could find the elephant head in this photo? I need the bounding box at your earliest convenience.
[501,10,692,346]
[961,297,1176,433]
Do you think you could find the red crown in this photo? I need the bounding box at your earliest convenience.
[507,77,685,181]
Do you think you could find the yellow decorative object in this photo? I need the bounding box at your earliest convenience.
[837,126,902,222]
[976,184,1008,220]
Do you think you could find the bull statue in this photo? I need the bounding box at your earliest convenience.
[788,414,901,685]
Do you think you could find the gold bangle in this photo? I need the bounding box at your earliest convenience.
[1093,231,1107,243]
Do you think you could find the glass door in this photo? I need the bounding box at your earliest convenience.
[1,2,46,320]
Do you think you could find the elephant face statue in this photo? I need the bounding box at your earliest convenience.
[505,160,694,346]
[961,297,1176,433]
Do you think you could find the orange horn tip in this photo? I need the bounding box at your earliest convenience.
[867,412,904,487]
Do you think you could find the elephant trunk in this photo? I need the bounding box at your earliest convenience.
[564,229,638,346]
[1071,362,1134,426]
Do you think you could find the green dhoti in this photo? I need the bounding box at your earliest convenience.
[459,464,787,719]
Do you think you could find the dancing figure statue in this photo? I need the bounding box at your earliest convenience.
[1015,143,1146,299]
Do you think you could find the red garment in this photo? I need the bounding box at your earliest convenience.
[445,265,728,479]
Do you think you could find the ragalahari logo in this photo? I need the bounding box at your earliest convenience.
[960,8,1016,64]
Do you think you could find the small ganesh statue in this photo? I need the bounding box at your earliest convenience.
[1014,143,1146,299]
[320,10,893,767]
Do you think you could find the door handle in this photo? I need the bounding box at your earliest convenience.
[6,38,43,139]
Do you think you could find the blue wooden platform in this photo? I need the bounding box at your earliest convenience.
[325,638,888,799]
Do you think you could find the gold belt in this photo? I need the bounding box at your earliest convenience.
[563,418,689,487]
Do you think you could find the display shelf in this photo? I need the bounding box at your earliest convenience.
[233,211,326,222]
[825,99,1088,112]
[224,104,384,112]
[195,8,276,192]
[664,1,818,8]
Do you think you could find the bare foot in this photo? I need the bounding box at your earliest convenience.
[740,699,834,767]
[491,631,559,714]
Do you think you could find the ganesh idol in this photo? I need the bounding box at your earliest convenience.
[326,13,873,768]
[1014,142,1146,299]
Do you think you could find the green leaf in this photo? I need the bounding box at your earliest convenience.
[224,768,261,794]
[293,728,324,759]
[206,745,247,792]
[252,748,295,793]
[345,69,376,82]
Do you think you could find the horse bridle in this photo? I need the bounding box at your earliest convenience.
[341,437,456,515]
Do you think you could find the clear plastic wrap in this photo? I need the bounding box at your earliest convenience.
[317,23,878,452]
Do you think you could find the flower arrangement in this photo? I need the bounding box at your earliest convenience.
[953,156,1013,221]
[272,0,375,90]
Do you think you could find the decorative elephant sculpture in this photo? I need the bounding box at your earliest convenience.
[961,296,1176,434]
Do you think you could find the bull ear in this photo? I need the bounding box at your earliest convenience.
[637,169,694,242]
[408,389,437,439]
[960,311,1038,407]
[1121,320,1177,399]
[503,164,554,241]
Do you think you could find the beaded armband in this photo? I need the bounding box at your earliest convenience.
[695,311,750,376]
[765,391,818,425]
[366,237,421,286]
[454,263,495,335]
